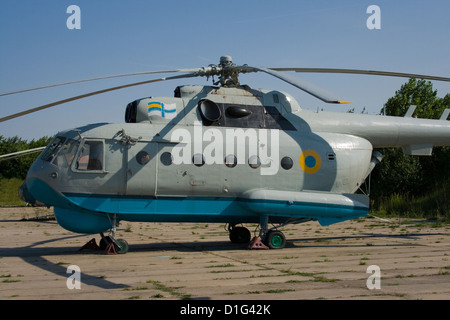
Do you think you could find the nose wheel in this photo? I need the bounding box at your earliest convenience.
[99,234,129,254]
[99,214,129,254]
[78,233,129,254]
[78,213,129,254]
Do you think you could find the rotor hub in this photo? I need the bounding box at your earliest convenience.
[217,55,240,87]
[219,55,234,68]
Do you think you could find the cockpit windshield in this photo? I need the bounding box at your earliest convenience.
[40,136,104,171]
[40,136,80,168]
[40,136,66,163]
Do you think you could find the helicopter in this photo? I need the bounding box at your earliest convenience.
[1,55,449,253]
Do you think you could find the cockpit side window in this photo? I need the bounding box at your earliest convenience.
[74,140,104,171]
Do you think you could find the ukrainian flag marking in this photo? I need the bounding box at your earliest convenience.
[148,102,177,119]
[299,150,321,174]
[148,102,163,114]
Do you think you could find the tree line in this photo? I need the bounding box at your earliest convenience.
[0,136,52,179]
[370,79,449,217]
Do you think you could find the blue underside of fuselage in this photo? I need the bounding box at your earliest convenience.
[26,177,369,234]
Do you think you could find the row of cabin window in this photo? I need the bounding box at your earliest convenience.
[71,143,295,172]
[153,152,294,170]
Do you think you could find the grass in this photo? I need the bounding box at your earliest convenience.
[146,279,191,299]
[0,178,24,206]
[439,266,450,275]
[371,183,450,220]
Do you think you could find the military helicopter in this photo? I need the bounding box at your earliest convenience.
[1,56,449,253]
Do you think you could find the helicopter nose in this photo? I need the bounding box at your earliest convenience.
[22,155,61,207]
[17,181,44,206]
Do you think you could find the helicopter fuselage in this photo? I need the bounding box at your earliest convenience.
[24,85,449,235]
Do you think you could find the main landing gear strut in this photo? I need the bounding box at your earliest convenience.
[228,216,288,250]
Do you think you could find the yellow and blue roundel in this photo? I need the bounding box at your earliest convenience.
[299,150,321,174]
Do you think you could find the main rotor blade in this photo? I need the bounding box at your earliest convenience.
[0,147,45,161]
[0,69,201,97]
[270,68,450,82]
[0,73,197,123]
[256,67,350,104]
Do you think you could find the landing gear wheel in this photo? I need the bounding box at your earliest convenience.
[116,239,129,254]
[264,230,286,249]
[229,226,251,244]
[99,235,129,254]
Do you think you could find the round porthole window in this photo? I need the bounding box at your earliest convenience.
[193,153,205,167]
[136,151,150,165]
[160,152,173,166]
[281,156,293,170]
[224,154,237,168]
[248,155,261,169]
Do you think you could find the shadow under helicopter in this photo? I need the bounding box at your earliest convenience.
[130,229,446,251]
[0,220,130,290]
[2,227,443,257]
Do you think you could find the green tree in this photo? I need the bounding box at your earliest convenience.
[0,136,51,179]
[371,78,450,216]
[371,148,423,198]
[382,78,448,119]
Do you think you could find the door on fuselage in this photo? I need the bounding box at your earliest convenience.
[155,142,222,196]
[155,143,188,196]
[126,142,157,196]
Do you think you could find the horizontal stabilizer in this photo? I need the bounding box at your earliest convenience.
[402,144,433,156]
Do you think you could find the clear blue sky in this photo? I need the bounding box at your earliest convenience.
[1,0,449,140]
